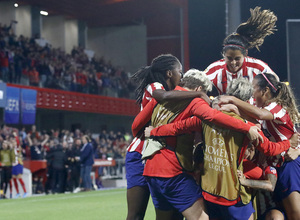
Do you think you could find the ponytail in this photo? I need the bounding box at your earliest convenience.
[272,82,300,124]
[223,7,277,54]
[255,73,299,123]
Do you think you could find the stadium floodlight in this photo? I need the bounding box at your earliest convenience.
[40,10,48,16]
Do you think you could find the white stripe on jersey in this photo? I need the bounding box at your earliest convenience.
[246,57,274,73]
[217,71,223,93]
[204,60,226,71]
[127,136,141,152]
[206,70,218,81]
[127,135,148,154]
[204,60,225,80]
[273,109,288,125]
[226,70,233,81]
[262,102,292,142]
[146,84,154,96]
[206,69,222,81]
[246,67,260,82]
[269,121,288,141]
[265,103,287,124]
[264,102,277,111]
[146,82,163,95]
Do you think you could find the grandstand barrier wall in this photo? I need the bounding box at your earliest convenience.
[7,84,139,116]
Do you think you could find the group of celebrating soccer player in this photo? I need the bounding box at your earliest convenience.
[125,7,300,220]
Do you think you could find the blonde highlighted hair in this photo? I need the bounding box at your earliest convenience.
[182,69,213,92]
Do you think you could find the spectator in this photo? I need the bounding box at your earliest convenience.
[47,139,67,194]
[79,135,94,191]
[28,66,39,86]
[67,138,81,193]
[0,22,135,98]
[0,49,9,82]
[44,139,56,194]
[27,134,49,160]
[28,125,40,140]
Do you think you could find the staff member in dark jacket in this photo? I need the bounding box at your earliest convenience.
[80,135,94,191]
[48,140,67,193]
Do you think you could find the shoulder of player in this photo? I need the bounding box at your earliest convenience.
[245,57,271,69]
[204,59,226,73]
[264,102,284,113]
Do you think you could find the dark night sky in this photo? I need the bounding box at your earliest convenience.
[188,0,300,81]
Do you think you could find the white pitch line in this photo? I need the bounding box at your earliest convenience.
[0,190,125,205]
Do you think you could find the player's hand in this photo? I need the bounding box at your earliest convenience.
[285,147,300,161]
[144,126,154,138]
[247,126,263,146]
[237,170,246,185]
[289,132,299,149]
[220,104,240,115]
[218,95,233,106]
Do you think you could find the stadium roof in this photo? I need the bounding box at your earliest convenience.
[4,0,184,27]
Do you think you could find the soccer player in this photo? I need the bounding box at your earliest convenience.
[10,132,27,198]
[143,77,297,220]
[126,54,209,220]
[132,70,264,220]
[237,144,284,220]
[219,73,300,220]
[204,7,278,95]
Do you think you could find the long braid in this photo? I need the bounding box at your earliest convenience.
[131,54,180,105]
[223,7,277,54]
[131,66,152,105]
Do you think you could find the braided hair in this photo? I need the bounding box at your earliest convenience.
[223,6,277,55]
[131,54,180,105]
[255,73,300,124]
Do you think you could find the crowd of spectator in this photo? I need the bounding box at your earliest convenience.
[0,124,132,196]
[0,21,136,99]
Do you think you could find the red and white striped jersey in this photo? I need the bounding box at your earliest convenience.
[204,57,274,94]
[261,102,295,142]
[13,146,23,165]
[126,133,147,154]
[127,82,164,154]
[140,82,164,111]
[260,102,295,167]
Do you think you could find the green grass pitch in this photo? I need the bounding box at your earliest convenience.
[0,188,156,220]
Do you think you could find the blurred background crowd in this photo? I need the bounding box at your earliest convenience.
[0,21,136,99]
[0,124,132,196]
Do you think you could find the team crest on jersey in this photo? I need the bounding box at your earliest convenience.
[270,167,277,175]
